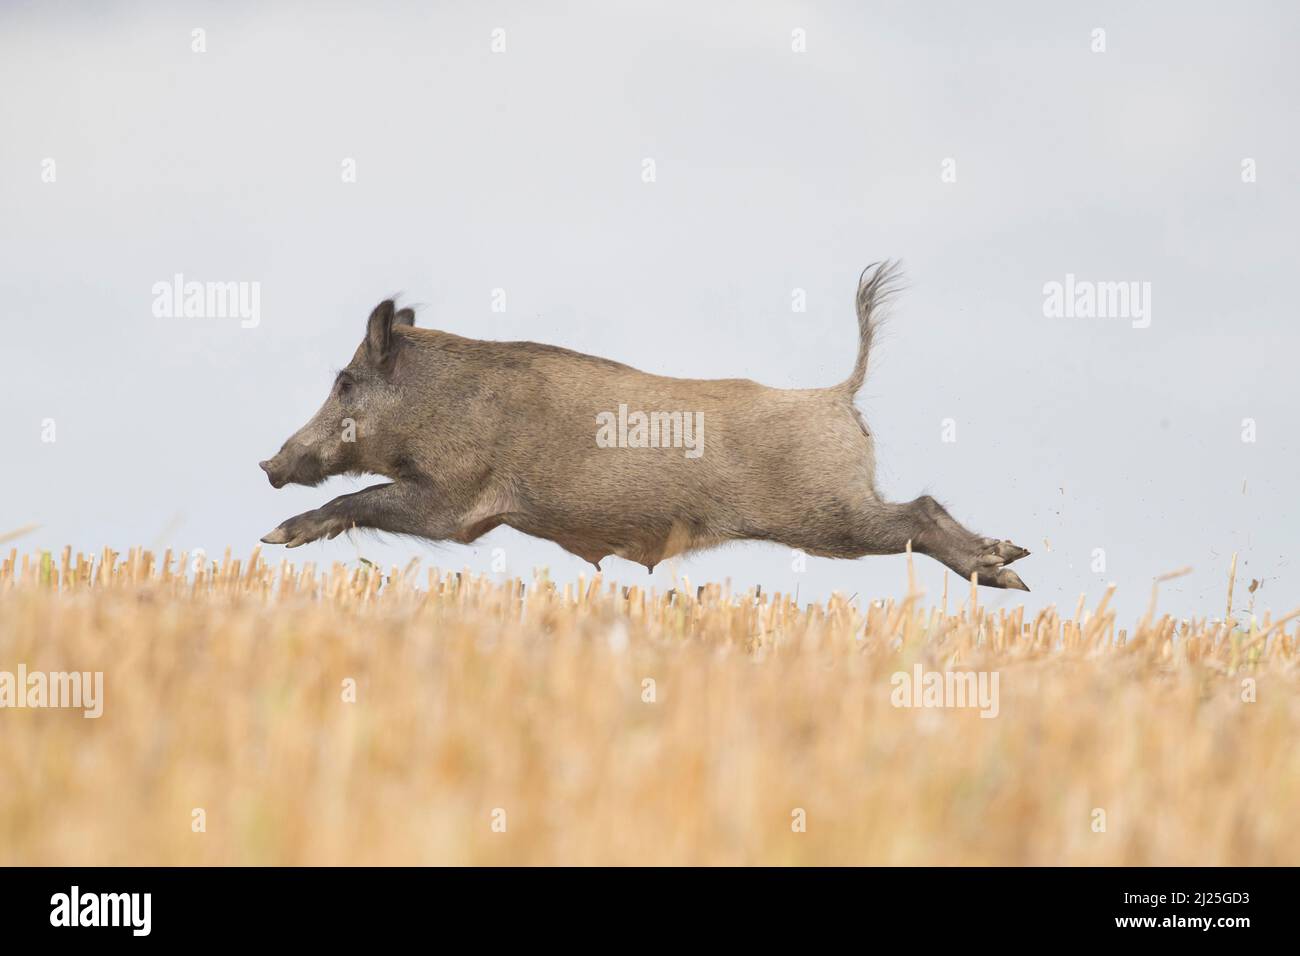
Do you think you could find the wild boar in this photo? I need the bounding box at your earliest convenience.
[259,262,1030,589]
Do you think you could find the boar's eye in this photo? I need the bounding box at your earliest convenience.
[337,378,354,397]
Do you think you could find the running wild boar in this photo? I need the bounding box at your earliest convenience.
[259,263,1030,589]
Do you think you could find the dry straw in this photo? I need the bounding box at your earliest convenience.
[1,547,1297,865]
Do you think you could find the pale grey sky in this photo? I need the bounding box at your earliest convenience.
[3,1,1297,620]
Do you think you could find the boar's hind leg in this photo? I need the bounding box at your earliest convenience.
[844,496,1031,591]
[261,482,457,548]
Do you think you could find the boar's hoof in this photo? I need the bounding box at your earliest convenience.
[260,526,291,545]
[993,568,1030,591]
[261,509,350,548]
[978,538,1030,566]
[969,538,1031,590]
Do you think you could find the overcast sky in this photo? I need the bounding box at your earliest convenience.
[3,1,1297,620]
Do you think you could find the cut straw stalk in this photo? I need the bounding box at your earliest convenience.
[0,524,39,545]
[1226,551,1238,628]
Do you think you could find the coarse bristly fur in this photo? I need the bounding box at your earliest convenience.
[259,262,1030,589]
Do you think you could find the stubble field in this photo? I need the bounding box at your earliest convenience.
[1,546,1297,865]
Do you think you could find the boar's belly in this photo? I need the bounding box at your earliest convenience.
[613,520,724,568]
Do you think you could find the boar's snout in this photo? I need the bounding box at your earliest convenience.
[259,442,324,488]
[258,458,287,489]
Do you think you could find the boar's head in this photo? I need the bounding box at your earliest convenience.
[259,300,414,488]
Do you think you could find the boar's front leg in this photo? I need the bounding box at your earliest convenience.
[261,482,445,548]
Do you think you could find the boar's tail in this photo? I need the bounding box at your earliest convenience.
[839,260,902,398]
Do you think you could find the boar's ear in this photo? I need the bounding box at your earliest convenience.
[365,299,402,368]
[394,307,415,328]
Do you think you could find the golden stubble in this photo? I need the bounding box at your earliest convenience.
[0,546,1296,865]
